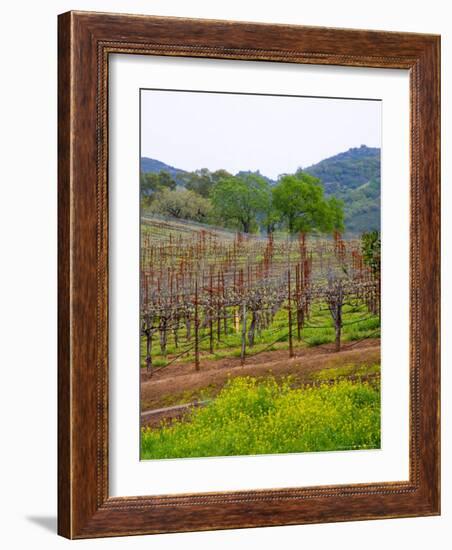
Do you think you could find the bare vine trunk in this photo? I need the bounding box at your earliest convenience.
[240,301,247,365]
[335,306,342,352]
[159,320,167,356]
[248,310,257,347]
[145,331,153,374]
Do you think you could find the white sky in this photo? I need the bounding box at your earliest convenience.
[141,90,381,180]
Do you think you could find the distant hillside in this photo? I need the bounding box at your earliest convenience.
[140,159,277,185]
[304,145,380,234]
[236,170,275,186]
[305,145,380,194]
[140,157,187,185]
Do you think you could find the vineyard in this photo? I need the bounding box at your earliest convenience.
[140,215,381,375]
[139,213,382,459]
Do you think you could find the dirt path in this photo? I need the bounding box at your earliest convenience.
[141,338,380,411]
[141,400,211,428]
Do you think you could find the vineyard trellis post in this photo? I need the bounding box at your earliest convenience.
[287,268,294,358]
[209,269,214,354]
[194,280,200,371]
[240,300,247,366]
[217,271,221,342]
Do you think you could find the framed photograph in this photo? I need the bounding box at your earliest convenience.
[58,11,440,538]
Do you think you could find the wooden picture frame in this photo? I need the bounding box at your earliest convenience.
[58,11,440,539]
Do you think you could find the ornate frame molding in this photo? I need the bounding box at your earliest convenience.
[58,11,440,538]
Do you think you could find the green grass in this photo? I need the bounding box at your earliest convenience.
[141,376,381,459]
[313,363,380,381]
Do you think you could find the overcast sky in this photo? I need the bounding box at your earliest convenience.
[141,89,381,180]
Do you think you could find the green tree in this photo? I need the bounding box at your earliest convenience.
[272,171,344,234]
[140,170,177,197]
[211,173,269,233]
[324,196,345,233]
[260,185,280,234]
[182,168,232,198]
[150,188,212,223]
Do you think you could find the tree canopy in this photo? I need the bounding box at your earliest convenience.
[141,167,345,236]
[182,168,232,198]
[140,170,176,196]
[149,188,212,223]
[211,173,269,233]
[272,171,344,234]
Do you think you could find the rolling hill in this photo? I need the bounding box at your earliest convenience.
[140,157,188,185]
[304,145,380,234]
